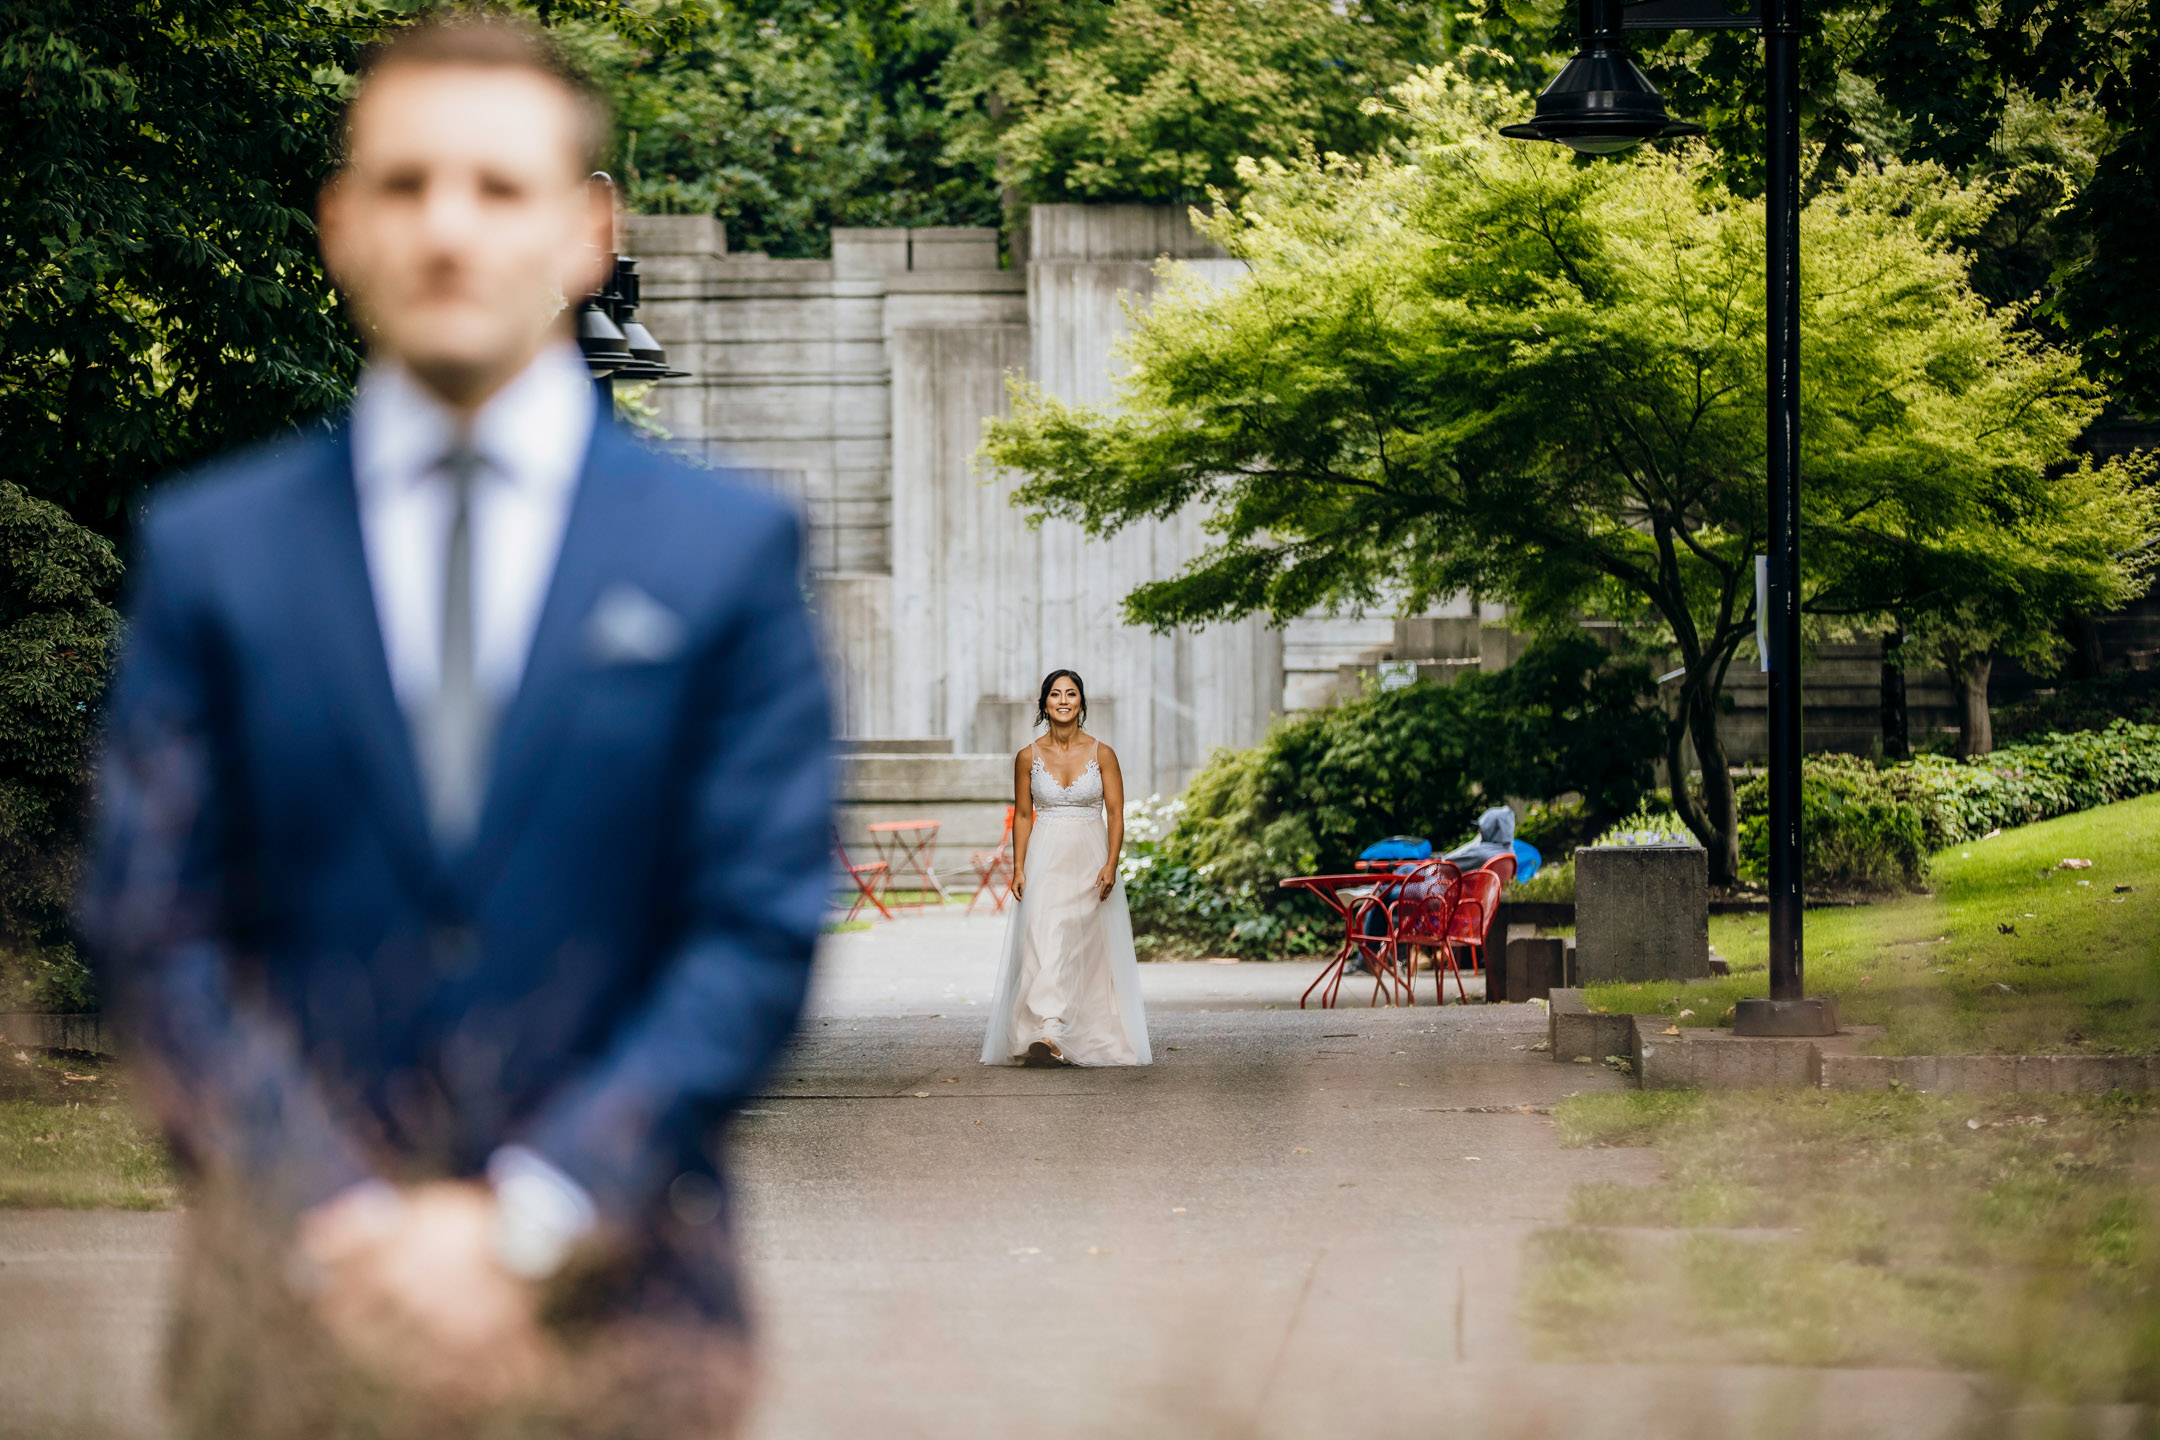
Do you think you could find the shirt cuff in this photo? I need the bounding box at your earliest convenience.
[487,1144,600,1281]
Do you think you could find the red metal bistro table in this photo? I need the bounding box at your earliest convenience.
[867,819,947,911]
[1278,873,1383,1009]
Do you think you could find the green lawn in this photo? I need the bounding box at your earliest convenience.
[1524,1089,2160,1403]
[0,1047,178,1208]
[1584,792,2160,1055]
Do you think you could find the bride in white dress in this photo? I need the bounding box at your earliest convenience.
[980,670,1152,1068]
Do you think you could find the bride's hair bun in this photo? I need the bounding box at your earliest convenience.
[1035,669,1087,727]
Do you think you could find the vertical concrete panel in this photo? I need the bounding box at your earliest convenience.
[1024,207,1280,795]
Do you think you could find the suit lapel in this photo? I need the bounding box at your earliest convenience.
[460,421,653,886]
[288,425,443,894]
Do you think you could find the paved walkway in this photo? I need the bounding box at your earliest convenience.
[5,911,2001,1439]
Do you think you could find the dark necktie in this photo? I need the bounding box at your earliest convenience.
[416,444,493,848]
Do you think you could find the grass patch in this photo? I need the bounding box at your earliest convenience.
[1584,792,2160,1054]
[1525,1090,2160,1401]
[1,1047,178,1209]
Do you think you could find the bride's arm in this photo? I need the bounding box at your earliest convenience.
[1011,747,1034,898]
[1096,744,1125,902]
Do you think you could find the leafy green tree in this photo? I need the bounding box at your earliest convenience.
[0,484,120,1010]
[1623,0,2158,408]
[2,0,380,533]
[942,0,1491,207]
[571,0,1001,258]
[983,70,2156,884]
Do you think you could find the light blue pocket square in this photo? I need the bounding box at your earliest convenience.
[585,584,687,665]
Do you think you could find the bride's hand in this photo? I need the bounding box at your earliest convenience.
[1095,863,1116,902]
[1012,866,1025,899]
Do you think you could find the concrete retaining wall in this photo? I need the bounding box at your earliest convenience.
[0,1013,111,1054]
[629,206,1283,798]
[836,751,1013,883]
[1821,1053,2160,1093]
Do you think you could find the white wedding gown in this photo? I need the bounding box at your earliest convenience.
[980,745,1152,1067]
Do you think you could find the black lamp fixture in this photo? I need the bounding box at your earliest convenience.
[578,173,691,399]
[1505,0,1835,1038]
[1498,0,1708,154]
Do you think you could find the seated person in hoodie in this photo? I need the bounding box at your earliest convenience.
[1444,805,1515,869]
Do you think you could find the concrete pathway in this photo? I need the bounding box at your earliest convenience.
[4,911,2005,1439]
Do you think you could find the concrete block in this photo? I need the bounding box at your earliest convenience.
[1549,989,1638,1063]
[1818,1054,1903,1091]
[838,753,1011,804]
[623,213,726,257]
[832,227,912,277]
[1502,937,1566,1003]
[1574,845,1710,983]
[906,227,1001,272]
[1633,1017,1821,1091]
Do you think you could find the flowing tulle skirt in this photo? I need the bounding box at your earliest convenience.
[979,814,1152,1066]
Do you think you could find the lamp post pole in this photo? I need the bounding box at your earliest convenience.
[1501,0,1837,1035]
[1762,0,1805,1007]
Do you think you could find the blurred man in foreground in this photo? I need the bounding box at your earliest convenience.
[81,14,831,1437]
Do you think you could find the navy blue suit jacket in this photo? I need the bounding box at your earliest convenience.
[83,418,831,1325]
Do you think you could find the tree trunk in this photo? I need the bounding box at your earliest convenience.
[1662,684,1741,888]
[1880,631,1908,760]
[1952,650,1994,758]
[1686,689,1741,887]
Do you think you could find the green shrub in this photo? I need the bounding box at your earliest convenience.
[1169,636,1660,887]
[1728,721,2160,893]
[1124,636,1661,955]
[0,483,120,1011]
[1509,858,1575,903]
[1736,757,1931,892]
[1881,721,2160,847]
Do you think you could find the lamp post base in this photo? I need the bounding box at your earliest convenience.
[1733,995,1840,1037]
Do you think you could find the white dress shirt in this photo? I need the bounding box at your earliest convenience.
[349,342,596,713]
[343,342,600,1272]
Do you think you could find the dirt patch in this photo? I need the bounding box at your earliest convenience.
[1,1046,126,1105]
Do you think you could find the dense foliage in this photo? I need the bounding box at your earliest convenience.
[0,486,122,1010]
[573,0,1001,258]
[1120,637,1660,957]
[985,70,2156,886]
[1736,720,2160,891]
[942,0,1452,207]
[2,0,378,533]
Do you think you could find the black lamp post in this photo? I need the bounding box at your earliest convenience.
[578,173,691,408]
[1506,0,1835,1036]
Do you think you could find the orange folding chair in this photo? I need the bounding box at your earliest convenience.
[968,805,1016,913]
[833,832,894,922]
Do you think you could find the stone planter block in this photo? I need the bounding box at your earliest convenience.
[1574,845,1710,984]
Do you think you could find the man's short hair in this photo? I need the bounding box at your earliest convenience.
[348,10,611,174]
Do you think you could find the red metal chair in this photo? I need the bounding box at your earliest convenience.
[833,833,894,922]
[1478,852,1518,886]
[1431,868,1505,1004]
[1346,859,1458,1006]
[968,805,1016,913]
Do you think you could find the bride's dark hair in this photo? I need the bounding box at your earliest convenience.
[1035,669,1087,728]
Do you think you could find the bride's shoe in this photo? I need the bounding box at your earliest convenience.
[1024,1038,1070,1067]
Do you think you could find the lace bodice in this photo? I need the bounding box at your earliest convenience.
[1030,745,1104,821]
